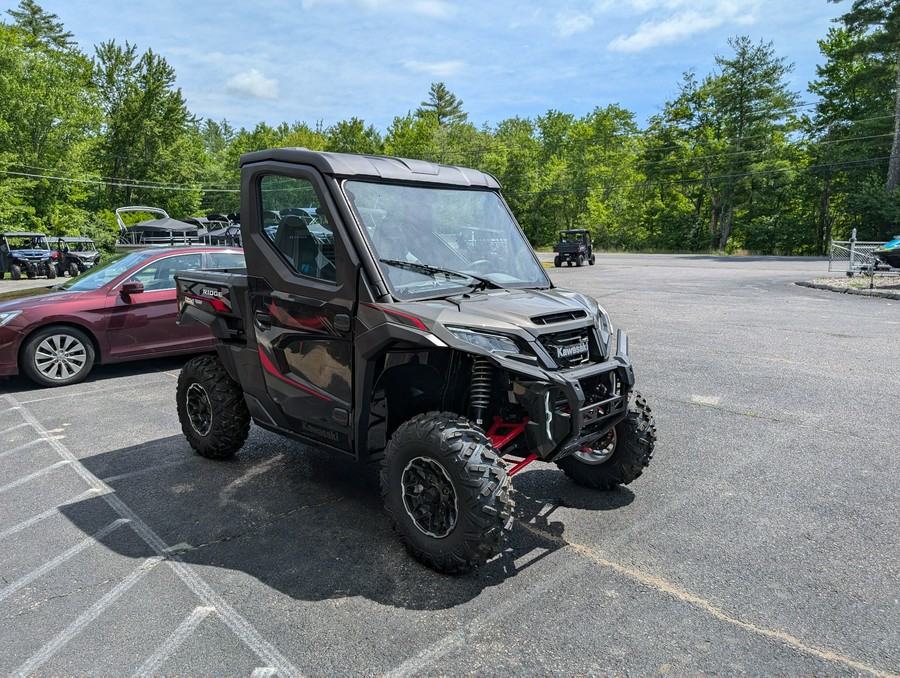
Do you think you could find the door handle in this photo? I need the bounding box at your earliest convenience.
[255,311,272,329]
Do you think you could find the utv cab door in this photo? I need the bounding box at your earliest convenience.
[246,169,356,451]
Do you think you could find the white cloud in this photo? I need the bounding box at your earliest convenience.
[402,59,465,77]
[226,69,279,100]
[555,12,595,38]
[607,0,759,52]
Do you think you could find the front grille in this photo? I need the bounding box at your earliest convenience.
[539,328,590,368]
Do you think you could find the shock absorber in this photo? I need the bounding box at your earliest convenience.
[469,357,492,427]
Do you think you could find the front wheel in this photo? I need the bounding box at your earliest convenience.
[10,264,21,280]
[21,325,95,387]
[176,355,250,459]
[46,265,57,279]
[68,263,79,277]
[554,255,561,267]
[589,254,596,265]
[576,254,584,267]
[556,392,656,489]
[381,412,514,574]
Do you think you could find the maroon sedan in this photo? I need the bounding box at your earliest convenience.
[0,247,244,387]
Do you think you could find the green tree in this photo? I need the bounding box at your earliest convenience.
[415,82,467,126]
[829,0,900,191]
[0,20,98,231]
[91,40,200,216]
[6,0,73,49]
[325,117,383,154]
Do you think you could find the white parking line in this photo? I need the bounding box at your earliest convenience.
[0,460,70,495]
[0,518,129,603]
[131,606,215,678]
[4,394,303,677]
[0,422,29,436]
[0,438,45,460]
[0,488,101,541]
[13,556,164,678]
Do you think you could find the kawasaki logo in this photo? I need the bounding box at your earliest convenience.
[555,340,588,359]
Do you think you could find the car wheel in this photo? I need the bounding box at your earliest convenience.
[10,264,21,280]
[556,392,656,489]
[176,355,250,459]
[68,263,79,277]
[21,326,95,387]
[381,412,514,574]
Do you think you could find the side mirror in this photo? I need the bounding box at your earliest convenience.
[120,280,144,297]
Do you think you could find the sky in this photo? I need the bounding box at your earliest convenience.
[6,0,843,133]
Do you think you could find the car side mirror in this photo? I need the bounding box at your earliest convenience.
[120,280,144,297]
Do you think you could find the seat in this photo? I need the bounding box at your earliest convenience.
[274,216,320,277]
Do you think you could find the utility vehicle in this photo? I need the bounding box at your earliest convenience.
[0,232,56,280]
[52,236,101,277]
[174,149,656,574]
[553,229,595,267]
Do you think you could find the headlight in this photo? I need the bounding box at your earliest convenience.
[595,307,612,334]
[447,327,519,354]
[0,310,22,328]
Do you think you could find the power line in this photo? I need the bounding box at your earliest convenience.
[0,169,239,193]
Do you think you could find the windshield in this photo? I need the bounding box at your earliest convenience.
[56,251,157,291]
[344,181,548,299]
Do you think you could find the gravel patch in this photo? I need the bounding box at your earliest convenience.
[797,274,900,299]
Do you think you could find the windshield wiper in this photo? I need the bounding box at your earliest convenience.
[378,259,501,290]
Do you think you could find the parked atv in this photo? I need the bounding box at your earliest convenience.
[52,236,102,277]
[553,229,595,267]
[174,149,656,575]
[0,232,57,280]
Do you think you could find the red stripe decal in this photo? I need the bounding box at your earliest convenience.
[364,303,428,331]
[257,347,332,401]
[184,293,229,313]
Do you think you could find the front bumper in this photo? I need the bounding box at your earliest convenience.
[503,329,634,462]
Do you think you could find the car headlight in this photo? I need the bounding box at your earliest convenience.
[447,327,519,354]
[0,310,22,328]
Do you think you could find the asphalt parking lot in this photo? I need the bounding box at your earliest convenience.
[1,254,898,676]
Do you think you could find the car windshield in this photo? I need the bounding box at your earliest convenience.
[344,181,549,299]
[56,251,158,291]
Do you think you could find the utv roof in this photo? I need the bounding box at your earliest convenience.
[1,232,47,238]
[240,148,501,189]
[57,236,95,242]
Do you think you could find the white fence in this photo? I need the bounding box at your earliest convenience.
[828,229,892,276]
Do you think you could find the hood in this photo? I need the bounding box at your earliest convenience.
[397,287,600,338]
[0,286,75,310]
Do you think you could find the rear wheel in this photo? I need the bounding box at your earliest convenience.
[21,325,95,387]
[576,254,584,267]
[177,355,250,459]
[46,265,57,279]
[556,392,656,489]
[68,263,79,277]
[589,254,596,265]
[554,255,561,267]
[381,412,514,574]
[10,264,21,280]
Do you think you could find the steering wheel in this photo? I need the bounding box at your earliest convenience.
[466,259,492,272]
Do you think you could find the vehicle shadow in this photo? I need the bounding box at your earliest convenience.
[59,433,633,611]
